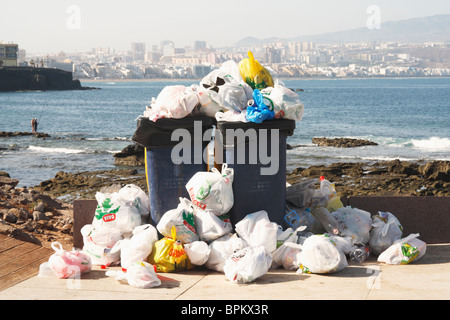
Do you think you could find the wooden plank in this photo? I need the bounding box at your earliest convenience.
[0,237,23,252]
[0,256,50,291]
[0,234,54,291]
[0,246,53,278]
[0,242,39,266]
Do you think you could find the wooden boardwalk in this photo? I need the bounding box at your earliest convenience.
[0,234,53,291]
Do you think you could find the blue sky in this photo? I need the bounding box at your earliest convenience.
[2,0,450,53]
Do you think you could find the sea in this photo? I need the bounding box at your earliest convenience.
[1,77,449,188]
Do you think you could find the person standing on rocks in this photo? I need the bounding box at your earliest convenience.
[31,118,38,134]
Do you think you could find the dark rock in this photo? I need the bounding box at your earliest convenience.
[312,137,378,148]
[113,144,145,166]
[0,176,19,188]
[33,210,48,221]
[418,161,450,182]
[3,212,18,224]
[34,202,46,213]
[0,131,50,138]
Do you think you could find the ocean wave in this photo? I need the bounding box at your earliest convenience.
[28,146,86,154]
[344,135,450,151]
[411,137,450,151]
[85,137,130,141]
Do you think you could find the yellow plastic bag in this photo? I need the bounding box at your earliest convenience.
[238,51,274,90]
[148,226,193,272]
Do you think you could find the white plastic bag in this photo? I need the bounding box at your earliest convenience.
[145,85,199,120]
[156,198,199,244]
[331,206,372,245]
[298,235,348,274]
[81,224,122,266]
[205,234,247,272]
[200,60,253,113]
[106,261,161,289]
[111,224,159,270]
[271,228,303,270]
[193,88,228,117]
[193,209,232,243]
[186,164,234,215]
[369,211,403,255]
[215,109,248,123]
[184,241,211,266]
[325,234,356,255]
[116,184,150,216]
[235,210,278,254]
[377,233,426,265]
[93,190,142,236]
[286,179,316,209]
[260,83,304,121]
[223,246,272,284]
[48,242,92,279]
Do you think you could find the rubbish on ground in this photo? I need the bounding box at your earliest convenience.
[331,206,373,245]
[38,262,56,278]
[193,209,232,243]
[80,224,122,267]
[286,179,316,209]
[284,205,321,232]
[311,207,341,235]
[234,210,278,254]
[325,234,356,255]
[271,227,303,270]
[205,233,247,272]
[184,241,211,266]
[48,242,92,279]
[369,211,403,255]
[377,233,426,265]
[111,224,158,270]
[298,234,348,274]
[148,226,193,273]
[93,186,142,236]
[349,245,371,263]
[156,197,199,244]
[106,261,161,289]
[186,163,234,215]
[116,184,151,217]
[223,246,273,284]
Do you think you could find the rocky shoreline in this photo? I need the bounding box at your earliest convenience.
[1,138,449,249]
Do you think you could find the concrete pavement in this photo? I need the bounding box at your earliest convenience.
[1,243,449,301]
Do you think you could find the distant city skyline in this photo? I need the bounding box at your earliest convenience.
[2,1,450,54]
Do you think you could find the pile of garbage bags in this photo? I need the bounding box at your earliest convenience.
[38,169,427,288]
[141,51,304,124]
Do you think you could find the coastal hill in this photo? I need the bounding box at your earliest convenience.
[236,14,450,46]
[0,67,95,92]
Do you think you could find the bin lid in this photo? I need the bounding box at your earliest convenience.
[216,119,296,143]
[132,116,215,148]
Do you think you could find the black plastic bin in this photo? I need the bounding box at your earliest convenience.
[132,116,215,226]
[215,119,295,229]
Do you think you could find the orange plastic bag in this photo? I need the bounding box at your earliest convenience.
[148,226,193,272]
[238,51,274,90]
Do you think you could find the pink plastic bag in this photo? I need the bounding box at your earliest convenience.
[48,242,92,279]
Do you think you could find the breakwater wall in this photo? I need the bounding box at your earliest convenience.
[0,66,91,91]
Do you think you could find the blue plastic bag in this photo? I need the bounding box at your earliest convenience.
[245,89,275,123]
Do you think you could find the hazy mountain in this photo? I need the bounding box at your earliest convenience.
[236,14,450,46]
